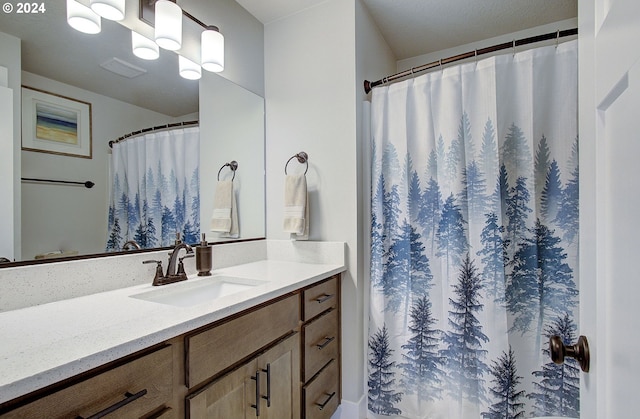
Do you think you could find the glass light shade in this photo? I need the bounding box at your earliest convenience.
[67,0,101,34]
[90,0,125,21]
[201,27,224,72]
[154,0,182,51]
[179,56,201,80]
[132,31,159,60]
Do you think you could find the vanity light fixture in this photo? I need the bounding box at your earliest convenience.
[201,26,224,73]
[178,55,201,80]
[132,31,160,60]
[154,0,182,51]
[89,0,125,21]
[66,0,101,34]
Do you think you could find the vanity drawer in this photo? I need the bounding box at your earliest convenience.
[303,276,338,321]
[303,308,338,382]
[303,359,339,419]
[185,294,299,388]
[1,345,173,419]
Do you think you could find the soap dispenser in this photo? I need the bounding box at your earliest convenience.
[196,233,212,276]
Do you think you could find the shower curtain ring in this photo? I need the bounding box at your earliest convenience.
[556,29,560,48]
[512,39,516,56]
[439,59,443,72]
[474,49,478,65]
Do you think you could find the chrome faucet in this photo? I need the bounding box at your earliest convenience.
[0,257,11,263]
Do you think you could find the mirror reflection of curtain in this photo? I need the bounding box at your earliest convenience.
[368,41,578,418]
[106,126,200,250]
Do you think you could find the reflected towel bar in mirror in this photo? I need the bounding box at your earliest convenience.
[217,161,238,181]
[21,177,95,189]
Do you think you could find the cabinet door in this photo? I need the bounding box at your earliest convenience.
[257,334,300,419]
[187,360,259,419]
[1,345,173,419]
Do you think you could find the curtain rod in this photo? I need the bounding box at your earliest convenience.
[363,27,578,94]
[22,177,95,188]
[108,120,199,148]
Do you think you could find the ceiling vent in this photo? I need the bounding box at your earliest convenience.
[100,57,147,78]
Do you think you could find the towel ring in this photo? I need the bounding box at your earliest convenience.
[217,161,238,181]
[285,152,309,175]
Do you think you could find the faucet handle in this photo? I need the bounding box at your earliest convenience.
[176,254,195,277]
[143,260,165,285]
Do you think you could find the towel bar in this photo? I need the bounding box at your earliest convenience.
[285,152,308,175]
[217,161,238,181]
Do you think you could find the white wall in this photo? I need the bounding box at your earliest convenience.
[264,0,358,406]
[0,32,20,261]
[199,72,265,242]
[0,84,13,261]
[188,0,265,96]
[264,0,394,416]
[398,18,578,72]
[20,72,180,260]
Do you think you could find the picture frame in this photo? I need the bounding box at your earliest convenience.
[21,86,92,159]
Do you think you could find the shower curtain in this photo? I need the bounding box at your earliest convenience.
[106,126,200,250]
[368,41,579,418]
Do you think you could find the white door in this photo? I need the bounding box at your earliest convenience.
[580,0,640,418]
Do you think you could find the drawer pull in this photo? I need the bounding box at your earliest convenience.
[251,371,261,417]
[261,363,271,407]
[315,293,334,304]
[315,391,336,410]
[146,406,172,418]
[316,336,335,350]
[76,389,147,419]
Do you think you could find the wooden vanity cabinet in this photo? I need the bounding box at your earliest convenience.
[0,274,342,419]
[301,276,341,419]
[0,344,175,419]
[186,333,300,419]
[184,294,301,419]
[185,275,341,419]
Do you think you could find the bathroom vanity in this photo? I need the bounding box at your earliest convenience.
[0,241,345,419]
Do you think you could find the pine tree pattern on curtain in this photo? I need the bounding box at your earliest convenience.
[106,126,200,250]
[368,41,579,418]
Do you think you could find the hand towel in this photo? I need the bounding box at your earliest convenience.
[224,188,239,238]
[283,174,309,240]
[211,180,233,233]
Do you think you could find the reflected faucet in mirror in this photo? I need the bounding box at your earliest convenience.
[122,240,142,251]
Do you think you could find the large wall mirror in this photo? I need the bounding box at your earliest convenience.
[0,1,265,264]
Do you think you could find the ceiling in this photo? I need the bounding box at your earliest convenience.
[0,0,577,116]
[236,0,578,60]
[0,1,199,117]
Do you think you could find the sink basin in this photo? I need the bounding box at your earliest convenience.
[130,276,267,307]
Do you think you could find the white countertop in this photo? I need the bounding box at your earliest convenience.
[0,259,344,405]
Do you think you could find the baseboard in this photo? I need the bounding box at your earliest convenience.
[331,395,367,419]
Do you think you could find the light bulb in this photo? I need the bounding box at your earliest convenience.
[201,26,224,72]
[90,0,125,21]
[179,56,201,80]
[132,31,159,60]
[155,0,182,51]
[67,0,101,34]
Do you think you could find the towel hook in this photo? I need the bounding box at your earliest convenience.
[217,160,238,181]
[285,152,309,175]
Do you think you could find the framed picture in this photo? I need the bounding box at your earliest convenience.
[21,86,92,159]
